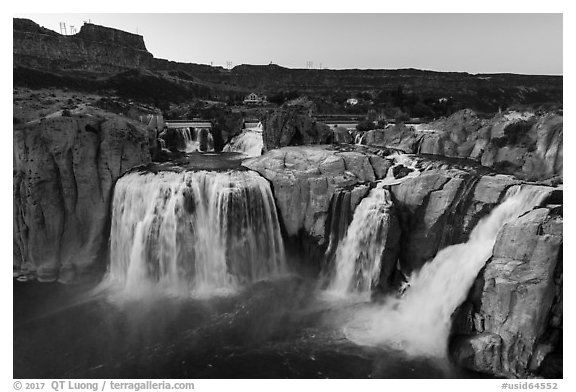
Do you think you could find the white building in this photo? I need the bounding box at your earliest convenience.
[243,93,267,105]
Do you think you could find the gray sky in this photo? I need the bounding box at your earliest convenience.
[16,13,563,75]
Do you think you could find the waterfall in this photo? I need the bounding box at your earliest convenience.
[223,123,263,157]
[325,184,396,300]
[176,127,214,153]
[340,185,549,357]
[106,170,286,299]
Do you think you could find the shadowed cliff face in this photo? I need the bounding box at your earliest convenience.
[13,108,152,282]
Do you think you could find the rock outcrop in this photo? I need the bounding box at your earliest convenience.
[363,123,420,153]
[359,110,563,182]
[262,100,332,151]
[13,18,153,73]
[451,206,563,378]
[243,146,391,242]
[13,108,151,282]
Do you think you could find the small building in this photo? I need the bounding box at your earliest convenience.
[243,93,267,105]
[346,98,359,106]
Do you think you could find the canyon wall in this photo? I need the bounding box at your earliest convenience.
[13,18,153,73]
[13,108,152,282]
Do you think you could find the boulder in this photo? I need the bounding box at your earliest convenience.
[13,109,151,282]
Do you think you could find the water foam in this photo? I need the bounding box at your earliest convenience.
[339,185,549,357]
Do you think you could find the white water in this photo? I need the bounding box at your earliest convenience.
[106,170,286,299]
[325,184,395,300]
[354,133,365,145]
[223,123,263,157]
[177,127,214,152]
[340,185,549,357]
[379,153,421,186]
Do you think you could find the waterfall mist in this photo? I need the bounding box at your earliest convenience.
[338,185,549,357]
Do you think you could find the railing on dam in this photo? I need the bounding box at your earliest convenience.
[165,120,212,129]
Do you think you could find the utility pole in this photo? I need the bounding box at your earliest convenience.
[226,61,233,70]
[59,22,67,35]
[306,60,313,69]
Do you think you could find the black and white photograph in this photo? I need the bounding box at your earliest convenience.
[8,2,569,386]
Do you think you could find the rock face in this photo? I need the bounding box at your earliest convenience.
[360,110,563,181]
[389,169,521,272]
[262,100,332,151]
[13,18,153,73]
[363,123,420,153]
[451,207,563,378]
[13,109,151,282]
[332,127,353,144]
[243,146,391,242]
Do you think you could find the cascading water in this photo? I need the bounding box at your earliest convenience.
[354,133,365,145]
[340,185,549,357]
[177,127,214,152]
[106,170,286,299]
[325,184,396,300]
[322,155,419,299]
[223,123,264,157]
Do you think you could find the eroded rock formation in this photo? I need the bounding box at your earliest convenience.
[13,109,151,282]
[262,100,332,151]
[359,110,563,182]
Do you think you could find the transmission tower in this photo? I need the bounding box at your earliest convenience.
[306,60,314,69]
[226,61,233,70]
[59,22,67,35]
[69,25,77,34]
